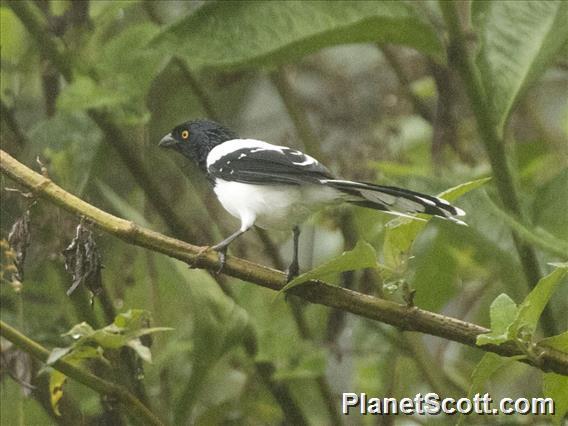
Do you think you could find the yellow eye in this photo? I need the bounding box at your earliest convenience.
[181,130,189,139]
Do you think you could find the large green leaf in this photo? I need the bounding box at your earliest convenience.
[154,1,444,70]
[540,332,568,425]
[539,331,568,351]
[473,0,568,134]
[532,168,568,242]
[509,266,567,337]
[30,113,102,194]
[281,240,378,292]
[383,177,491,270]
[410,228,459,312]
[544,373,568,425]
[58,23,162,125]
[457,352,523,425]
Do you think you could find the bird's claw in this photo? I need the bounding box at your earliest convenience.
[193,244,228,274]
[215,248,227,274]
[189,245,211,268]
[196,245,211,257]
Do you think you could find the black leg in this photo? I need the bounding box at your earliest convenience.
[211,228,248,273]
[287,226,301,282]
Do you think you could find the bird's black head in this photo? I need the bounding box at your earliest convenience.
[159,119,237,171]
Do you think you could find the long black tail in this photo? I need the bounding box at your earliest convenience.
[322,179,466,224]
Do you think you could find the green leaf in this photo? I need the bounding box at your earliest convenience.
[63,322,95,340]
[539,331,568,351]
[47,345,105,417]
[477,266,566,347]
[383,219,424,270]
[532,169,568,242]
[468,353,510,394]
[544,373,568,425]
[383,177,491,269]
[473,0,568,134]
[57,311,169,366]
[89,329,131,349]
[57,76,130,111]
[112,309,150,330]
[281,240,377,292]
[457,352,522,425]
[540,331,568,424]
[410,229,459,312]
[0,8,28,62]
[58,23,161,124]
[435,177,493,201]
[510,266,568,338]
[30,113,103,194]
[483,191,568,258]
[154,1,444,71]
[476,293,519,346]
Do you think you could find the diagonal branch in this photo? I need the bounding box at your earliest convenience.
[0,320,164,426]
[2,150,567,376]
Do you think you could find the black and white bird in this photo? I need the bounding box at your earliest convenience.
[159,119,465,281]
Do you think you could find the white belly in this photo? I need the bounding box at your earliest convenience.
[213,180,340,231]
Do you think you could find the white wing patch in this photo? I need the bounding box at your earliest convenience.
[291,156,318,166]
[207,139,288,168]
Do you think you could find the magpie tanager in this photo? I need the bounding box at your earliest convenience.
[159,119,465,281]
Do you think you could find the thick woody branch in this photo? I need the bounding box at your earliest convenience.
[2,150,567,376]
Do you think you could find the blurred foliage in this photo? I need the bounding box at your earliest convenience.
[1,1,567,425]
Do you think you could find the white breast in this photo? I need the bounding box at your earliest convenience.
[213,180,342,231]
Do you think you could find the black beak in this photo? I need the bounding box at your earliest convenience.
[159,133,177,148]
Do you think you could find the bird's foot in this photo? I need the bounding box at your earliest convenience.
[189,245,211,268]
[196,245,211,257]
[210,243,228,274]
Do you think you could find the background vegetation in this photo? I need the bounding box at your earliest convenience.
[1,1,567,425]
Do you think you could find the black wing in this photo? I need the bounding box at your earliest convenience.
[207,145,333,185]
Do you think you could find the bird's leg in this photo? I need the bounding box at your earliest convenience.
[287,226,301,282]
[211,228,248,273]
